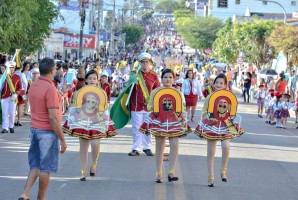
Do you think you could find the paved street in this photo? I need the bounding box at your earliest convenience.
[1,92,298,200]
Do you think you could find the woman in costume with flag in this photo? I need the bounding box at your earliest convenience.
[195,73,244,187]
[140,68,192,183]
[63,69,117,181]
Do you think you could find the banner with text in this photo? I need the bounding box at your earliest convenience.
[64,35,95,49]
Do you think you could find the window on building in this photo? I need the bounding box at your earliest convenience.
[235,0,240,4]
[218,0,228,7]
[291,1,296,6]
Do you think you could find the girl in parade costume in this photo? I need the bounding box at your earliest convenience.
[273,93,283,128]
[264,89,275,124]
[195,73,244,187]
[140,69,192,183]
[63,70,117,181]
[280,93,294,129]
[254,84,266,118]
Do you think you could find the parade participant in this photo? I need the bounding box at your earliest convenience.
[254,84,266,118]
[0,64,6,123]
[128,52,160,156]
[182,69,203,122]
[264,89,275,124]
[22,62,31,80]
[22,62,32,116]
[140,69,191,183]
[280,93,294,129]
[195,73,244,187]
[1,61,22,133]
[100,71,111,103]
[243,72,252,103]
[273,93,283,128]
[14,62,28,126]
[19,57,70,200]
[63,70,117,181]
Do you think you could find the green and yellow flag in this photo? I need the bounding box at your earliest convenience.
[110,69,138,129]
[110,64,151,129]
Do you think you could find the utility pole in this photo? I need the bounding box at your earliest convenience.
[132,7,134,24]
[110,0,115,56]
[79,0,86,64]
[95,1,99,59]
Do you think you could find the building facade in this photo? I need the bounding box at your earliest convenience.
[207,0,298,21]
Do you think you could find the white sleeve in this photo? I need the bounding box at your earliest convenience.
[197,80,203,97]
[181,80,186,94]
[58,77,65,89]
[21,73,28,91]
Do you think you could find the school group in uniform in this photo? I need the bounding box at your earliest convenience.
[254,84,296,129]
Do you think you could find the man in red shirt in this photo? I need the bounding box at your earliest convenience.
[19,58,71,200]
[1,61,22,133]
[129,52,161,156]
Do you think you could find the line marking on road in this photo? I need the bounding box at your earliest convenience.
[173,161,187,200]
[245,132,298,138]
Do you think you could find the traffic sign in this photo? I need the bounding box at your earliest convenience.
[237,57,243,64]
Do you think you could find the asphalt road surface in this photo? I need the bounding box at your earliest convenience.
[1,94,298,200]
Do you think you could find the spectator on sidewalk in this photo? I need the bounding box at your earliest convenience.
[243,72,252,103]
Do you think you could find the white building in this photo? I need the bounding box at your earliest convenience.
[207,0,298,21]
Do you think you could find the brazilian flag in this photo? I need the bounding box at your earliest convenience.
[110,70,138,129]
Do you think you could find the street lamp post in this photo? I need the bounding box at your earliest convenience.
[256,0,287,24]
[110,0,116,56]
[79,0,85,64]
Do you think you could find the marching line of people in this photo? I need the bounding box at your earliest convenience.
[10,51,248,200]
[0,47,292,200]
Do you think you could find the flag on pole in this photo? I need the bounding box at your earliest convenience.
[110,69,138,129]
[15,49,22,68]
[0,65,9,91]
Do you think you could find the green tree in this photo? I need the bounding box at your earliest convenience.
[267,25,298,67]
[173,9,193,20]
[213,18,238,64]
[233,19,279,68]
[142,10,155,21]
[176,16,223,49]
[155,0,179,13]
[123,24,144,45]
[0,0,59,54]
